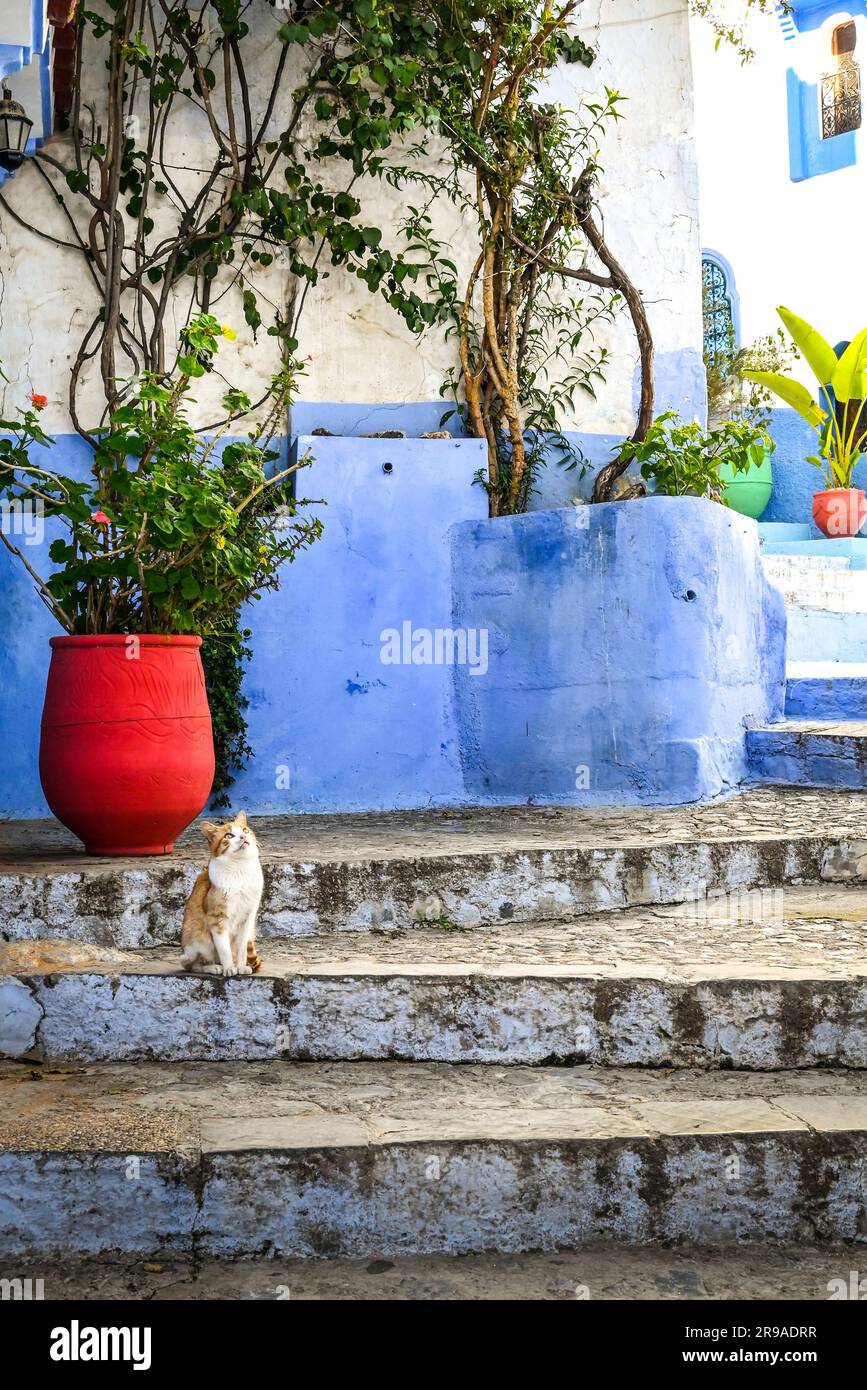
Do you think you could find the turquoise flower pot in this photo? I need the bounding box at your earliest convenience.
[718,447,773,520]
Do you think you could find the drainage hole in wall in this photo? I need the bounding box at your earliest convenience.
[684,589,697,602]
[382,461,394,475]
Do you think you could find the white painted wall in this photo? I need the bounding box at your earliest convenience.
[692,6,867,368]
[0,0,703,438]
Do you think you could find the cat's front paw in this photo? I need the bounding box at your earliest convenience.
[236,963,254,975]
[220,963,239,977]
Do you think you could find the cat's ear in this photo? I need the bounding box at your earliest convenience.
[200,820,221,844]
[233,810,248,828]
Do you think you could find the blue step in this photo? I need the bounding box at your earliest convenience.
[746,720,867,789]
[785,608,867,663]
[786,663,867,719]
[760,536,867,567]
[758,522,811,543]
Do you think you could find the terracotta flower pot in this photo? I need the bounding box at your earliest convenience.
[39,635,215,856]
[812,488,867,538]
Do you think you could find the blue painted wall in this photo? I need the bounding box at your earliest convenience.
[0,433,93,817]
[786,68,858,182]
[763,406,867,528]
[783,0,865,181]
[230,435,489,813]
[0,415,787,817]
[451,498,786,806]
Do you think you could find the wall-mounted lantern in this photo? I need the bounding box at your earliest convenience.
[0,86,33,172]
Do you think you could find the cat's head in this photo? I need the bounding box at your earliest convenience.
[200,810,259,861]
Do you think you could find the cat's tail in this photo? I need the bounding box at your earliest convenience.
[178,946,200,971]
[246,941,262,973]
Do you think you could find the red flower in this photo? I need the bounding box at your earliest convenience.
[91,509,110,526]
[29,393,48,410]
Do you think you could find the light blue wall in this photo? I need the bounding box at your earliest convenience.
[0,433,93,817]
[451,498,786,805]
[230,435,489,812]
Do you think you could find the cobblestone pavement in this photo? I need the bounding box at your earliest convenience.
[2,786,867,872]
[3,1245,860,1300]
[4,884,865,981]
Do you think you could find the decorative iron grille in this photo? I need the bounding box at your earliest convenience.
[702,259,734,363]
[821,59,862,139]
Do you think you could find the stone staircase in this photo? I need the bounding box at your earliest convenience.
[746,525,867,790]
[1,789,866,1263]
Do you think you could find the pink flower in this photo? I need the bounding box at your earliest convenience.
[91,509,110,526]
[307,354,314,362]
[29,393,48,410]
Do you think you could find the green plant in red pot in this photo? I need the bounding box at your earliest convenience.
[0,315,321,855]
[744,307,867,538]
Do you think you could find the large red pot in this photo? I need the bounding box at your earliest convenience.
[39,635,215,856]
[812,488,867,538]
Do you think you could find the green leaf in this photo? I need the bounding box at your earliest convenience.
[831,327,867,402]
[742,371,827,428]
[776,307,838,388]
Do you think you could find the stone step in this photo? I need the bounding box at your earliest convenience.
[759,532,867,566]
[786,663,867,719]
[758,522,812,544]
[785,607,867,664]
[746,722,867,789]
[3,887,866,1067]
[762,555,867,612]
[2,1060,865,1257]
[2,789,867,946]
[6,1242,862,1300]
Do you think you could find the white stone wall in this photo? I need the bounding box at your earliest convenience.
[692,7,867,371]
[0,0,703,437]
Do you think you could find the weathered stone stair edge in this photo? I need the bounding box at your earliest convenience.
[3,833,866,943]
[5,966,867,1069]
[4,1062,865,1256]
[2,1116,865,1257]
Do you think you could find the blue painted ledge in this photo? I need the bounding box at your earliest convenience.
[451,497,786,805]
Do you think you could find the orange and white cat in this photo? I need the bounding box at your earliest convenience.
[179,811,263,976]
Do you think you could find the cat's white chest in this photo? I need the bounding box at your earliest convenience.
[208,856,263,923]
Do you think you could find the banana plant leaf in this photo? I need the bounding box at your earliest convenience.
[831,326,867,402]
[742,370,827,428]
[776,306,839,388]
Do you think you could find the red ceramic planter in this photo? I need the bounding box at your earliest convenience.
[39,635,215,856]
[812,488,867,538]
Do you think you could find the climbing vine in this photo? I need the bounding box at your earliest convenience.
[318,1,651,511]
